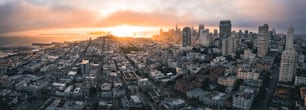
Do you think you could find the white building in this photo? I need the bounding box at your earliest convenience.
[199,29,210,46]
[279,49,297,83]
[237,70,260,80]
[294,69,306,86]
[232,86,258,110]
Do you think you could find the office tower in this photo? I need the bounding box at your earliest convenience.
[222,32,236,56]
[219,20,232,38]
[160,29,164,37]
[219,20,232,47]
[213,29,218,37]
[198,24,204,36]
[238,30,243,37]
[279,49,297,83]
[272,28,276,36]
[208,31,214,46]
[257,24,269,57]
[199,29,209,46]
[222,38,228,56]
[229,32,237,54]
[286,25,294,50]
[81,59,90,74]
[182,27,191,47]
[227,37,234,55]
[191,26,197,45]
[244,30,249,37]
[191,26,197,36]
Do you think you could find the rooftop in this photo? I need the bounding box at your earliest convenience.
[81,59,89,64]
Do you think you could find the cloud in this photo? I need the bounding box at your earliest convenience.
[97,10,191,27]
[0,1,97,33]
[0,0,306,34]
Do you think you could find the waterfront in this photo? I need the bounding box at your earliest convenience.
[0,35,96,47]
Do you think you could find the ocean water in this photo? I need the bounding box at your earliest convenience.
[0,35,96,47]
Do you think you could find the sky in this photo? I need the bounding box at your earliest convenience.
[0,0,306,37]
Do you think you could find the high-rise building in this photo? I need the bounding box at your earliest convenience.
[198,24,204,36]
[286,25,294,50]
[257,24,269,57]
[81,59,90,74]
[219,20,232,47]
[222,38,228,56]
[219,20,232,38]
[213,29,218,37]
[199,29,209,46]
[279,49,297,83]
[182,27,191,47]
[244,30,249,37]
[222,32,237,56]
[160,29,164,37]
[191,26,198,45]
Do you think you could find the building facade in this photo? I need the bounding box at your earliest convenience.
[257,24,269,58]
[286,25,294,50]
[219,20,232,47]
[199,29,210,46]
[222,32,237,56]
[279,49,297,83]
[81,59,89,74]
[182,27,191,47]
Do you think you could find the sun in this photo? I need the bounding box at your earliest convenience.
[102,24,158,37]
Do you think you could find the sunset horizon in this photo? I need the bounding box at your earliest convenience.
[1,1,306,110]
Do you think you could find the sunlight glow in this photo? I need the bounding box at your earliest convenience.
[101,24,160,37]
[4,25,169,38]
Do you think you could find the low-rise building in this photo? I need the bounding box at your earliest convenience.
[232,86,258,110]
[237,69,260,80]
[159,98,186,110]
[295,69,306,86]
[217,76,237,87]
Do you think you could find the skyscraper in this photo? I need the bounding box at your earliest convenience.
[160,29,164,37]
[198,24,204,36]
[222,32,237,56]
[219,20,232,47]
[222,38,228,56]
[286,25,294,50]
[219,20,232,38]
[279,49,297,83]
[213,29,218,37]
[199,29,209,46]
[182,27,191,47]
[257,24,269,57]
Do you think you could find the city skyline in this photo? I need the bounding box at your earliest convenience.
[0,0,306,37]
[1,1,306,109]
